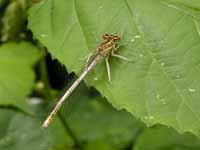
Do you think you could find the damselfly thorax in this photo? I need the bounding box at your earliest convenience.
[95,34,120,56]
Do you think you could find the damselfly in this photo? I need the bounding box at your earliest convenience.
[42,33,130,128]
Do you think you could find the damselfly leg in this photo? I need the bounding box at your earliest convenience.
[111,53,131,62]
[105,56,111,82]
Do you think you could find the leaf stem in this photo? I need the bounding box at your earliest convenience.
[58,112,82,149]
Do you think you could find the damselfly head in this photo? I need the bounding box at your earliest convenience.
[102,33,120,41]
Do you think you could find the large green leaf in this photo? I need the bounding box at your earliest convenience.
[28,0,200,136]
[0,42,41,111]
[133,125,200,150]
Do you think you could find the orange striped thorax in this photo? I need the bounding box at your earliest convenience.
[97,33,120,57]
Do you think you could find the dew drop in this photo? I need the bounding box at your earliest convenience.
[94,77,98,81]
[160,98,166,105]
[130,38,135,42]
[156,94,160,99]
[40,34,47,38]
[144,116,155,120]
[139,54,144,58]
[188,88,196,93]
[149,116,155,119]
[161,62,165,66]
[176,74,180,78]
[134,35,141,39]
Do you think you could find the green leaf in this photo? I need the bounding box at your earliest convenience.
[0,42,41,111]
[29,97,74,149]
[28,0,200,136]
[0,111,51,150]
[0,110,15,139]
[60,83,144,149]
[133,125,200,150]
[0,115,50,150]
[0,107,74,150]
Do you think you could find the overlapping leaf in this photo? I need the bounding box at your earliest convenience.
[0,42,41,111]
[28,0,200,136]
[0,106,74,150]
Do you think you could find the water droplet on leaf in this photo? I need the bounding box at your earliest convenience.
[134,35,141,39]
[161,62,165,66]
[161,98,166,105]
[188,88,196,93]
[176,74,180,78]
[139,54,144,58]
[144,116,155,120]
[40,34,47,38]
[94,77,98,81]
[130,38,135,42]
[156,94,160,99]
